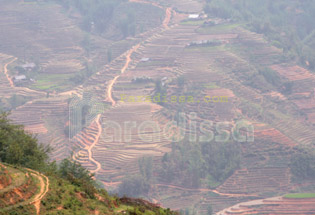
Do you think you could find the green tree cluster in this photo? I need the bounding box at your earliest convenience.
[0,112,50,170]
[158,141,241,188]
[290,146,315,180]
[204,0,315,72]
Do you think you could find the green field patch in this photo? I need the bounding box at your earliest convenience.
[180,20,205,26]
[30,73,74,91]
[184,45,225,52]
[115,82,154,90]
[137,59,174,67]
[284,193,315,199]
[197,23,242,34]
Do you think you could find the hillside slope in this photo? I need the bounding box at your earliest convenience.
[0,162,177,215]
[0,112,176,215]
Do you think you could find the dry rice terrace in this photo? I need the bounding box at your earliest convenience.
[1,0,315,214]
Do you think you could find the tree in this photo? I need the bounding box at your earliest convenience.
[207,205,213,215]
[9,94,28,109]
[58,158,96,198]
[138,156,153,181]
[0,112,50,170]
[107,49,112,63]
[290,146,315,180]
[118,175,150,197]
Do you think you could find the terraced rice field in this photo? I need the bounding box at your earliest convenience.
[9,98,70,160]
[217,168,291,195]
[1,0,315,214]
[217,196,315,215]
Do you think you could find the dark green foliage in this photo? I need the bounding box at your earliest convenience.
[207,205,213,215]
[0,112,50,170]
[118,175,150,197]
[53,0,139,38]
[8,94,29,110]
[158,141,241,188]
[69,61,96,85]
[118,157,153,197]
[59,159,94,183]
[107,48,112,63]
[81,104,90,126]
[290,146,315,180]
[58,159,96,198]
[258,67,281,88]
[281,82,293,95]
[118,11,136,38]
[204,0,315,72]
[153,79,167,106]
[138,156,153,181]
[201,142,241,182]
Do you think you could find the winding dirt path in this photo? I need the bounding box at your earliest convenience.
[87,114,103,173]
[3,57,17,87]
[26,168,50,215]
[216,196,283,215]
[163,8,172,29]
[107,44,140,106]
[0,165,49,215]
[59,89,82,98]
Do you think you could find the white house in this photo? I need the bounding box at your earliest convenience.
[14,75,27,82]
[188,14,200,19]
[140,57,150,62]
[22,62,36,70]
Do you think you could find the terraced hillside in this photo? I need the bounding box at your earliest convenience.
[1,0,169,160]
[217,195,315,215]
[1,0,315,214]
[86,0,315,213]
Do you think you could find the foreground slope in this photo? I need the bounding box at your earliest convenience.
[0,162,177,215]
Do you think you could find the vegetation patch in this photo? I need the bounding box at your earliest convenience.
[284,193,315,199]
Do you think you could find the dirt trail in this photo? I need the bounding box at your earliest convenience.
[107,44,140,106]
[87,114,103,173]
[155,184,258,198]
[3,57,17,87]
[0,165,49,214]
[163,8,172,29]
[27,168,50,215]
[59,89,82,98]
[216,196,283,215]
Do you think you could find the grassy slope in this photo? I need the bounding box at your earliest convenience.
[0,163,176,215]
